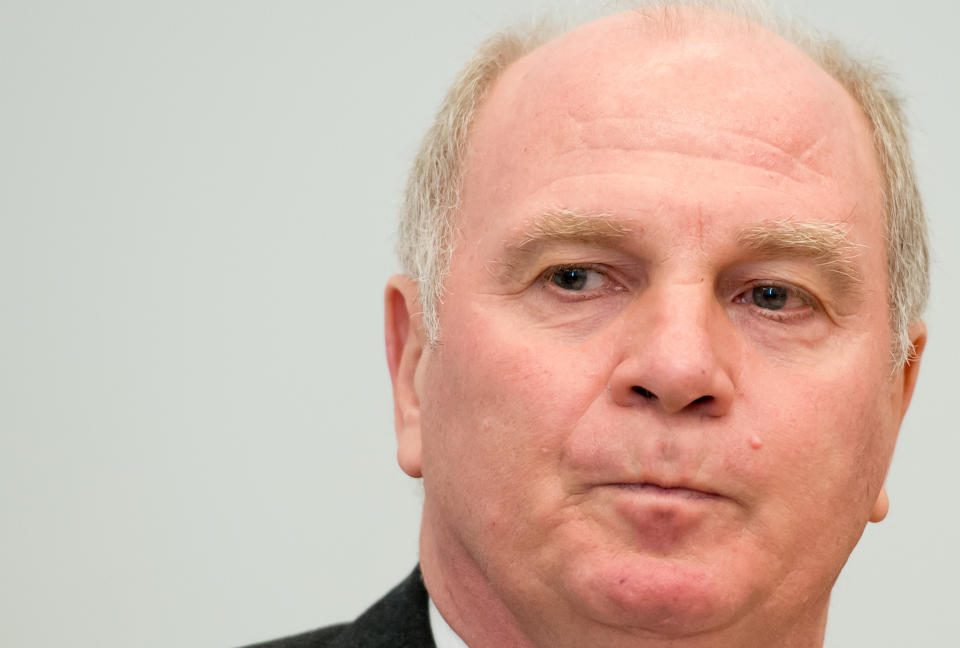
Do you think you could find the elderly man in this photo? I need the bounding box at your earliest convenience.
[250,1,928,647]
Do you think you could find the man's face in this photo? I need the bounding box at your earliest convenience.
[389,12,923,646]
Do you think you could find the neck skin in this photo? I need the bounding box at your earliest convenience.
[419,502,831,648]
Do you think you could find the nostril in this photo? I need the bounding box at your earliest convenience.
[692,395,713,406]
[633,386,657,399]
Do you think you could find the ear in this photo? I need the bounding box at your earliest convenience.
[869,319,927,523]
[385,275,426,478]
[897,320,927,421]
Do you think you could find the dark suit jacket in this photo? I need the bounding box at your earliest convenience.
[241,567,437,648]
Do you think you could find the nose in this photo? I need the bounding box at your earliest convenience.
[608,284,736,417]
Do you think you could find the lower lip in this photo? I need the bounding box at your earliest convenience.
[604,484,722,547]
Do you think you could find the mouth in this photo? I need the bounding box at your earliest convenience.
[596,481,729,548]
[609,482,723,501]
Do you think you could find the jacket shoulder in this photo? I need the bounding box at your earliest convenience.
[240,623,348,648]
[239,567,434,648]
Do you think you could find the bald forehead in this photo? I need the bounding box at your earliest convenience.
[467,9,876,183]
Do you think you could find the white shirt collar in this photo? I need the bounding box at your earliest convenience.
[429,596,470,648]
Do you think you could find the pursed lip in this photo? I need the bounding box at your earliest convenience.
[564,471,737,505]
[608,481,723,501]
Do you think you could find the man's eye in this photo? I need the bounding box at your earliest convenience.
[550,267,604,291]
[736,283,816,321]
[752,285,788,310]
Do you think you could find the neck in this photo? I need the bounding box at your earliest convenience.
[419,511,536,648]
[418,505,830,648]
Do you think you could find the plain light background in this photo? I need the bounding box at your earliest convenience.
[1,1,957,646]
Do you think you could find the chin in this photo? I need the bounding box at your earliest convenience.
[558,552,757,637]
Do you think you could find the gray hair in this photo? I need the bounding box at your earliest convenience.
[397,0,928,365]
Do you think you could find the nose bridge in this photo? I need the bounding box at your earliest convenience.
[613,281,734,415]
[644,283,717,369]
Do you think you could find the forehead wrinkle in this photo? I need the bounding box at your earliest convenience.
[555,115,830,185]
[736,220,866,296]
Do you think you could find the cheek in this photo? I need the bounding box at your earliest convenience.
[418,309,609,513]
[740,356,898,533]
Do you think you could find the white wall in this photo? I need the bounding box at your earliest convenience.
[1,1,956,646]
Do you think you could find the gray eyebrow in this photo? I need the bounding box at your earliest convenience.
[511,209,632,248]
[736,220,866,296]
[492,211,866,301]
[492,209,632,278]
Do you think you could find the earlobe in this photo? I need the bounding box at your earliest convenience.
[868,486,890,523]
[385,275,426,478]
